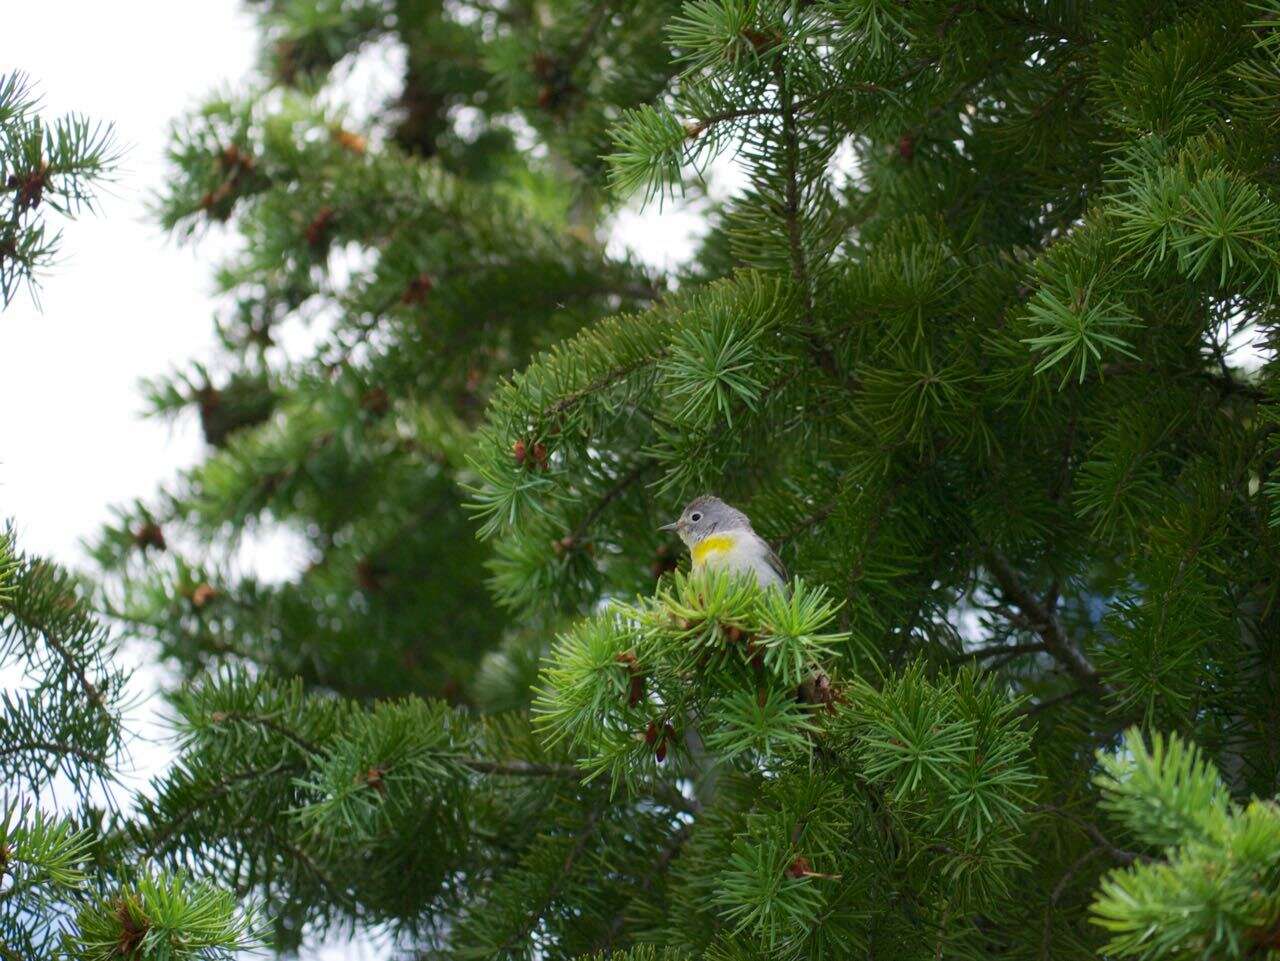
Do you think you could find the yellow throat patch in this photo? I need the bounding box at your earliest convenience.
[691,533,737,566]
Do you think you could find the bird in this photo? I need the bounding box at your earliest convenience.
[659,495,786,590]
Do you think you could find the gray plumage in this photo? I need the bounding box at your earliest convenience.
[659,495,787,589]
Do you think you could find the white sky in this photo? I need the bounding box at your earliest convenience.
[0,4,716,956]
[0,2,258,566]
[0,2,717,571]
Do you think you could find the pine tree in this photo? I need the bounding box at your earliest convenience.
[1,73,257,960]
[95,2,1280,960]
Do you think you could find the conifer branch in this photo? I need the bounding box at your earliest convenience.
[1017,686,1086,717]
[1042,847,1100,961]
[1035,804,1141,866]
[952,640,1048,662]
[776,499,837,544]
[569,460,656,543]
[492,807,602,955]
[278,835,361,913]
[773,58,842,384]
[546,355,666,420]
[29,618,109,716]
[0,739,108,768]
[460,758,582,778]
[205,712,323,755]
[599,821,692,949]
[141,762,299,858]
[984,550,1101,687]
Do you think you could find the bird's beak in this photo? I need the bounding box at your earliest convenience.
[658,520,679,532]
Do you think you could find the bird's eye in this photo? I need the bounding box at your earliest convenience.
[690,512,702,522]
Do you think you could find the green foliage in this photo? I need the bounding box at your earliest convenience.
[0,526,125,794]
[535,569,845,785]
[68,871,261,961]
[1092,730,1280,960]
[83,0,1280,958]
[0,802,92,957]
[1,73,261,961]
[0,71,117,306]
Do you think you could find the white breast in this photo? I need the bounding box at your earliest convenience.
[698,534,783,589]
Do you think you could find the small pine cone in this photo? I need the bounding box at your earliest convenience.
[199,180,236,220]
[360,387,390,416]
[356,558,383,593]
[13,164,49,211]
[530,51,556,78]
[331,127,367,154]
[134,522,166,552]
[305,206,336,249]
[724,625,744,644]
[897,133,915,161]
[401,272,434,305]
[360,766,387,796]
[786,856,812,879]
[628,674,645,707]
[115,899,148,956]
[531,442,549,470]
[798,671,833,705]
[644,720,659,745]
[191,583,218,608]
[219,144,254,172]
[742,26,781,52]
[513,439,528,465]
[655,739,668,763]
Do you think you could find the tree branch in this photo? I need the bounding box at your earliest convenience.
[0,739,109,769]
[569,460,656,543]
[141,762,298,858]
[772,58,845,385]
[493,807,603,955]
[1016,685,1086,718]
[984,550,1101,687]
[460,758,583,778]
[951,640,1048,662]
[206,711,323,755]
[1035,804,1142,866]
[600,821,692,948]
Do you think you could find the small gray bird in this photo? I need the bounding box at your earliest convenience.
[659,495,786,590]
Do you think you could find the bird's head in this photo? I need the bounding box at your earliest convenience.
[659,495,751,547]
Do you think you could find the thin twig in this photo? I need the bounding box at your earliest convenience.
[1016,686,1086,718]
[493,807,603,956]
[143,761,298,858]
[0,740,108,768]
[1042,847,1099,961]
[460,758,582,779]
[1035,805,1141,866]
[772,57,844,384]
[600,821,692,948]
[951,641,1048,662]
[984,549,1101,688]
[208,712,323,755]
[570,460,656,543]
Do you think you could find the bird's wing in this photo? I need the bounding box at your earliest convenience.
[763,542,788,584]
